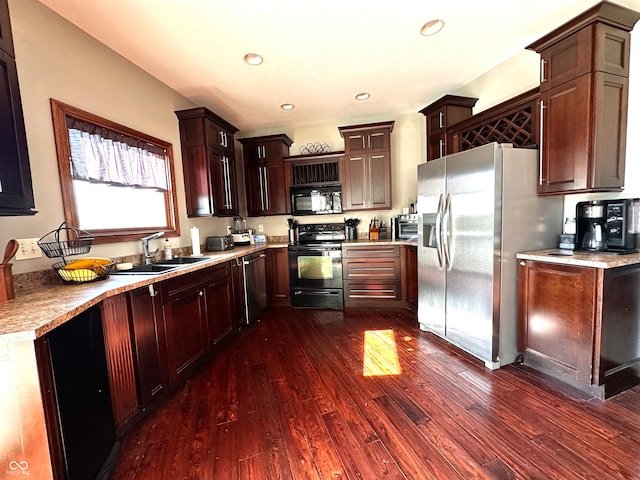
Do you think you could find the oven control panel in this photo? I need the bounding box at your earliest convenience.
[297,223,346,243]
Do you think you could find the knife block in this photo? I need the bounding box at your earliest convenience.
[0,263,15,301]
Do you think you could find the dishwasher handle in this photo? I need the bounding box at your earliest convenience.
[243,253,266,265]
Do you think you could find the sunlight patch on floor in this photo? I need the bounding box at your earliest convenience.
[363,329,402,377]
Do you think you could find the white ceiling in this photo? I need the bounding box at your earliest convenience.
[37,0,640,132]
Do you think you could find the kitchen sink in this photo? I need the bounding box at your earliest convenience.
[155,256,211,265]
[111,264,178,275]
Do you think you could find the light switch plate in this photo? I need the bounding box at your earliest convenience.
[15,238,42,260]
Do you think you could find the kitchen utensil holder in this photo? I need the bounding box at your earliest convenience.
[0,264,15,301]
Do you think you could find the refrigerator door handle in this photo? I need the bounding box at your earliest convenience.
[435,193,445,269]
[442,193,452,270]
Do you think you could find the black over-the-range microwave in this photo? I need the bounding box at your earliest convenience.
[290,185,342,215]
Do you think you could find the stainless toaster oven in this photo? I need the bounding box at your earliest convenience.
[205,235,234,251]
[397,213,418,240]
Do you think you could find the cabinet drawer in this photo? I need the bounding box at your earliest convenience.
[343,245,400,258]
[344,280,400,300]
[343,258,400,280]
[161,263,231,302]
[540,27,592,91]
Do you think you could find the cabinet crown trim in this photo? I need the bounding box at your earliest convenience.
[284,151,344,163]
[238,133,293,146]
[174,107,238,133]
[419,95,478,114]
[337,121,395,137]
[526,0,640,52]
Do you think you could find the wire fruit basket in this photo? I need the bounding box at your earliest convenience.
[38,222,94,258]
[53,258,115,284]
[38,223,114,284]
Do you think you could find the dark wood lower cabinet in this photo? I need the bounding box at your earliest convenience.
[267,246,290,305]
[343,244,402,308]
[203,262,236,352]
[231,257,246,327]
[404,245,417,310]
[101,295,139,433]
[518,259,640,398]
[128,285,167,409]
[160,262,237,388]
[160,270,210,388]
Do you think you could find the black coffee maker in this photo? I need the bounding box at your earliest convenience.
[576,199,640,253]
[576,201,608,251]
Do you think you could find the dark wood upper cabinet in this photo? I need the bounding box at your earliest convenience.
[0,0,36,216]
[175,107,239,217]
[338,121,394,211]
[239,134,292,216]
[527,1,640,195]
[419,95,477,161]
[0,0,13,56]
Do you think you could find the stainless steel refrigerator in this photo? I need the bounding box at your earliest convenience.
[417,143,563,368]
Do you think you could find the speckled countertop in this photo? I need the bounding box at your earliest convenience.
[0,239,417,344]
[517,249,640,268]
[0,243,280,344]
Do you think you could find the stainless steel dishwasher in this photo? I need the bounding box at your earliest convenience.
[242,251,267,326]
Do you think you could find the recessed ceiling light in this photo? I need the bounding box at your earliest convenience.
[355,92,370,101]
[280,103,295,110]
[420,19,445,36]
[244,53,263,65]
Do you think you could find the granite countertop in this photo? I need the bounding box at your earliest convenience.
[0,243,283,344]
[517,249,640,268]
[0,240,416,344]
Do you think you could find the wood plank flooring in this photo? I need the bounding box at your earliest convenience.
[110,307,640,479]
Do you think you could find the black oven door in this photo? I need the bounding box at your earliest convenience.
[289,243,343,308]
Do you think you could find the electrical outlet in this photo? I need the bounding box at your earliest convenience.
[258,224,264,233]
[15,238,42,260]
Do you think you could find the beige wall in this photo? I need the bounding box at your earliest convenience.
[2,0,639,274]
[1,0,201,273]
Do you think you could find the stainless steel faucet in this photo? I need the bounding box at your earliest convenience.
[141,231,164,264]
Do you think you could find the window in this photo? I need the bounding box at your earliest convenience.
[51,99,180,243]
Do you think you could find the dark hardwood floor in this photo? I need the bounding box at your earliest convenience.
[110,307,640,479]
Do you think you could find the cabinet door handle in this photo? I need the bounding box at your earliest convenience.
[198,290,204,297]
[227,157,232,208]
[263,167,269,210]
[148,284,157,297]
[223,156,231,208]
[258,166,265,211]
[438,139,444,158]
[438,111,444,129]
[540,59,547,84]
[519,261,526,267]
[538,100,545,186]
[224,157,229,207]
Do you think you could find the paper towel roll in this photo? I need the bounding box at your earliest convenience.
[191,226,201,256]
